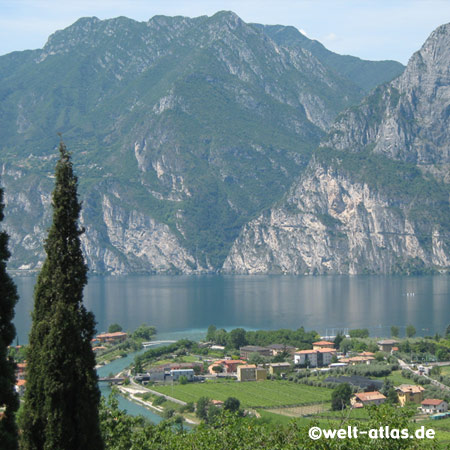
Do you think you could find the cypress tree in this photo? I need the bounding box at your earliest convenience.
[0,186,19,449]
[20,141,103,450]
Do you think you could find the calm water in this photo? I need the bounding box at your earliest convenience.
[12,274,450,344]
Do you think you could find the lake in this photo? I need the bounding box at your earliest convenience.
[12,274,450,344]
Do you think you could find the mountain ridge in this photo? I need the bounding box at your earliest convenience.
[3,12,446,275]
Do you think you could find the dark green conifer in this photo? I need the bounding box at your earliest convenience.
[20,141,103,450]
[0,187,19,450]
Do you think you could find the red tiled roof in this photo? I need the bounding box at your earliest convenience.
[16,380,26,387]
[97,332,128,338]
[396,385,425,394]
[355,391,386,402]
[422,399,445,406]
[313,341,335,346]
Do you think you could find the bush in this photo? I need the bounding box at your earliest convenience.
[164,408,175,419]
[153,396,167,406]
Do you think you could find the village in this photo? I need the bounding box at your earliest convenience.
[9,325,450,439]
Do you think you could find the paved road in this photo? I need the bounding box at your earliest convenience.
[397,358,450,391]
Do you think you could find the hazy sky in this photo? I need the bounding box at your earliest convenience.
[1,0,449,63]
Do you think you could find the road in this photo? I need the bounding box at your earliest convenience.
[397,358,450,392]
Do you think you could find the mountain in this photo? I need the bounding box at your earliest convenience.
[252,24,404,94]
[0,12,404,274]
[224,23,450,274]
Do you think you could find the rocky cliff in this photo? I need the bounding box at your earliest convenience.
[223,160,449,274]
[0,12,404,273]
[223,24,450,274]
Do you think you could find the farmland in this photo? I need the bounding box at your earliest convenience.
[151,379,332,408]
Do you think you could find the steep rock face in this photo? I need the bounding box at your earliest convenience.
[325,23,450,166]
[223,163,450,274]
[0,12,403,273]
[223,24,450,275]
[80,194,198,274]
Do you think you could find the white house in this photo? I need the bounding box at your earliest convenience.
[421,399,448,414]
[294,348,336,367]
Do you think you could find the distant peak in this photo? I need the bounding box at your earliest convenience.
[72,16,100,26]
[210,10,242,24]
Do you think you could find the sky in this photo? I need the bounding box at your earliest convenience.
[0,1,449,63]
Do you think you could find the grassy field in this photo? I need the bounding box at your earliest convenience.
[376,370,413,386]
[151,380,332,408]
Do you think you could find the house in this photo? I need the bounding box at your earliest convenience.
[237,364,257,381]
[358,351,374,356]
[339,356,375,365]
[211,400,224,407]
[148,369,166,382]
[170,369,194,381]
[208,360,246,374]
[268,344,296,356]
[312,340,335,350]
[237,365,267,381]
[96,331,128,344]
[269,362,291,375]
[15,379,26,396]
[351,391,386,407]
[92,346,107,353]
[16,362,27,380]
[377,339,398,353]
[421,399,448,414]
[240,346,272,359]
[294,348,336,367]
[256,367,267,381]
[396,385,425,406]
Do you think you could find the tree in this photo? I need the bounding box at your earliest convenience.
[212,365,224,374]
[446,324,450,339]
[213,329,228,346]
[331,383,352,411]
[108,323,123,333]
[206,325,217,342]
[224,397,240,413]
[391,326,399,337]
[228,328,247,349]
[406,324,416,338]
[20,141,103,450]
[349,329,369,338]
[0,187,19,449]
[132,324,156,341]
[196,397,211,421]
[333,332,344,349]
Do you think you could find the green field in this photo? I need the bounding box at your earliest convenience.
[151,380,331,408]
[376,370,413,386]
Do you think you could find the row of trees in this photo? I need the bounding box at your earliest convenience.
[206,325,319,349]
[0,141,103,449]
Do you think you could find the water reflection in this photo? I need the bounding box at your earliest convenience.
[12,274,450,344]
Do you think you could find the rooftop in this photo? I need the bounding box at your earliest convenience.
[422,399,445,406]
[313,340,335,346]
[355,391,386,402]
[238,364,257,369]
[97,332,128,338]
[396,385,425,394]
[240,345,269,351]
